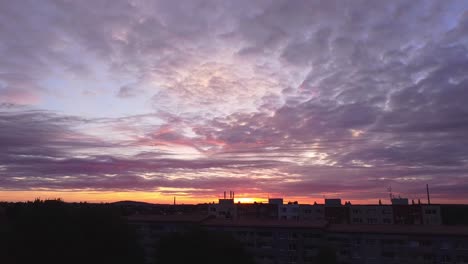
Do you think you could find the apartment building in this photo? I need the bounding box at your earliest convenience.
[128,214,210,264]
[206,197,442,227]
[279,202,300,220]
[208,198,237,219]
[128,216,468,264]
[298,204,325,222]
[350,205,394,225]
[422,205,442,225]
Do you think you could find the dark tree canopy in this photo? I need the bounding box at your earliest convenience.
[155,228,255,264]
[316,246,337,264]
[0,199,144,264]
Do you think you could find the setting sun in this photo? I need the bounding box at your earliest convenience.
[234,197,265,203]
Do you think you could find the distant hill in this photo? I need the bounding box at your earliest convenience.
[111,200,156,206]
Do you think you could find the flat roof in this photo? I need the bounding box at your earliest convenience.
[127,214,210,223]
[203,219,327,229]
[328,224,468,236]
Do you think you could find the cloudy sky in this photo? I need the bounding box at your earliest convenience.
[1,0,468,204]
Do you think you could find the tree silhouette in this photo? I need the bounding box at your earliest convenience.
[1,199,144,264]
[316,245,337,264]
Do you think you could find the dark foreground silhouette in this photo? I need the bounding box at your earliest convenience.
[155,228,255,264]
[1,199,144,264]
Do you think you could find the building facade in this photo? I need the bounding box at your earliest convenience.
[128,216,468,264]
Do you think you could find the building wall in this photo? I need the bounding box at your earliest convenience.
[129,216,468,264]
[205,224,324,264]
[279,204,300,220]
[392,205,423,225]
[325,231,468,264]
[325,206,350,224]
[421,205,442,225]
[299,204,325,222]
[237,203,279,220]
[206,199,444,227]
[208,199,236,219]
[350,205,394,225]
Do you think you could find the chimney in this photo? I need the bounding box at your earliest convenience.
[224,191,226,199]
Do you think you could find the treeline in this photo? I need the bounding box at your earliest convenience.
[0,199,256,264]
[0,199,144,264]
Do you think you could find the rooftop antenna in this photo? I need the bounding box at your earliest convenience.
[387,186,393,201]
[426,184,431,205]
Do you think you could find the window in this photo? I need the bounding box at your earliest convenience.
[381,252,395,259]
[289,232,298,239]
[237,231,247,236]
[257,231,273,237]
[288,255,297,264]
[383,218,392,224]
[440,241,450,250]
[288,243,297,251]
[423,254,435,264]
[420,240,432,247]
[303,233,321,239]
[441,255,452,264]
[457,255,468,263]
[409,240,419,247]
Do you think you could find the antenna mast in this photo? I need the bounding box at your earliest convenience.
[426,184,431,205]
[387,186,393,201]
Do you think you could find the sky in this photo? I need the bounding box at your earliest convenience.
[1,0,468,204]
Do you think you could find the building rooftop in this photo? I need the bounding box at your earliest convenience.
[127,214,210,223]
[328,224,468,236]
[203,218,327,229]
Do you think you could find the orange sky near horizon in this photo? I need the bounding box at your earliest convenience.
[1,190,466,205]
